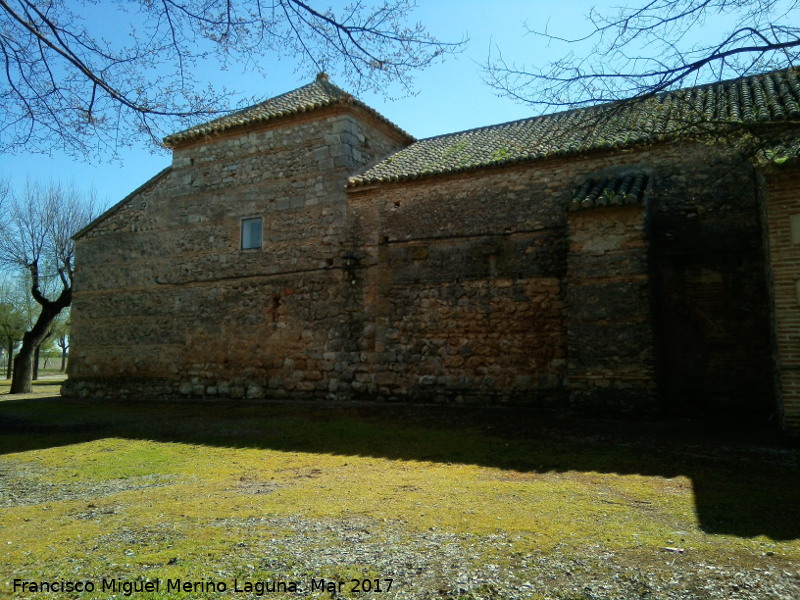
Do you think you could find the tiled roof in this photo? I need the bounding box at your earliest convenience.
[569,172,650,212]
[348,67,800,187]
[163,73,413,147]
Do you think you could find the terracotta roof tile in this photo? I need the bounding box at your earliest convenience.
[163,73,413,147]
[348,67,800,187]
[570,172,650,211]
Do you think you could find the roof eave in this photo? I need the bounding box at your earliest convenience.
[73,167,172,240]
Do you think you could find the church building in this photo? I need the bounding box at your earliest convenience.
[64,69,800,436]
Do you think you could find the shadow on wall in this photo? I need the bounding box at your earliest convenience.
[0,395,798,540]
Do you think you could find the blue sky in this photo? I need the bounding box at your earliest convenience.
[0,0,744,209]
[1,1,606,209]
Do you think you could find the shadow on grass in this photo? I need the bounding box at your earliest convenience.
[1,394,799,541]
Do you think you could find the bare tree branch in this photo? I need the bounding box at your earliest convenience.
[486,0,800,111]
[0,0,465,157]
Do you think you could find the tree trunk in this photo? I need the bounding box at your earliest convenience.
[10,293,70,394]
[61,346,67,372]
[33,346,40,380]
[11,341,35,392]
[5,341,12,380]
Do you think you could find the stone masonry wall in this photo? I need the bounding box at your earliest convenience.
[349,141,773,412]
[348,164,570,405]
[66,120,775,421]
[566,203,656,410]
[65,107,408,399]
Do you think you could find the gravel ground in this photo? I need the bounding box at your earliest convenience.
[3,404,800,600]
[4,459,799,600]
[197,514,799,600]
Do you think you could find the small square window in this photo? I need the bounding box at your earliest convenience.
[241,217,263,249]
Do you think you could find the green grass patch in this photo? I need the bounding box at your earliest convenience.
[1,396,799,598]
[0,374,66,396]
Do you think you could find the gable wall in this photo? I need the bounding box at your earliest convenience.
[66,108,409,399]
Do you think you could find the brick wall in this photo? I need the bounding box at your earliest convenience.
[763,165,800,436]
[349,163,574,405]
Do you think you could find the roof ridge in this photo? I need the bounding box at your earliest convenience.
[181,78,344,130]
[654,64,800,98]
[411,65,800,145]
[164,75,413,147]
[410,104,604,144]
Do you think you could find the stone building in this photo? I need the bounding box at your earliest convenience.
[64,69,800,436]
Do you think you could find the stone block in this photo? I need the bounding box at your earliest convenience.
[247,385,265,399]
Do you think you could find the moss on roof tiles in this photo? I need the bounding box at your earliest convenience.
[349,67,800,188]
[163,73,413,147]
[570,172,650,211]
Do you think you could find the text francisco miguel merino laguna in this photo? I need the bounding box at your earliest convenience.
[13,577,395,595]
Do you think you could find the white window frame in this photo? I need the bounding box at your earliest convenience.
[241,217,263,250]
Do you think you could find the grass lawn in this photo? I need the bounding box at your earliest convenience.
[1,383,799,599]
[0,374,66,398]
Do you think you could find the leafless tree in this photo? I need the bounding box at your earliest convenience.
[0,181,96,393]
[0,0,463,156]
[0,177,8,217]
[486,0,800,109]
